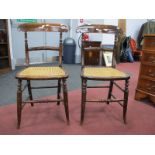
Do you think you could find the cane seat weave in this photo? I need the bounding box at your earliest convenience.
[16,67,67,79]
[82,67,128,78]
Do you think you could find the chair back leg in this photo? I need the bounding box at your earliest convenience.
[62,79,70,124]
[123,79,129,124]
[17,79,22,129]
[27,80,33,106]
[80,78,87,125]
[57,79,61,105]
[107,80,114,104]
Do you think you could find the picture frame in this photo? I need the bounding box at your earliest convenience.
[103,52,113,67]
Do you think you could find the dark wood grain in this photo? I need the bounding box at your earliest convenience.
[135,35,155,103]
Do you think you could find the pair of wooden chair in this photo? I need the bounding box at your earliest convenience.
[16,23,130,129]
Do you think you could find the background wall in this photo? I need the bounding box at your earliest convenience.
[126,19,147,40]
[11,19,70,66]
[10,19,147,68]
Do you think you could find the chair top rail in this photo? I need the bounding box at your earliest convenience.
[18,23,69,32]
[76,24,118,34]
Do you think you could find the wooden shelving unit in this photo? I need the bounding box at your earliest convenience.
[135,34,155,103]
[0,19,11,74]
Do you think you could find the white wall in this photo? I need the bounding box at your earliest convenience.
[11,19,147,67]
[11,19,70,66]
[102,19,118,45]
[7,20,15,70]
[69,19,80,63]
[126,19,147,40]
[104,19,118,26]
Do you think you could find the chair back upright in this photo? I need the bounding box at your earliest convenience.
[76,24,119,68]
[18,23,69,67]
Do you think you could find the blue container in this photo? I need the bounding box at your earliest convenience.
[63,37,76,64]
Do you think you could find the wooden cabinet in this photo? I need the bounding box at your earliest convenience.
[135,34,155,103]
[0,19,11,73]
[83,41,101,65]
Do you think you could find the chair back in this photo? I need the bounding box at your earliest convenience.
[76,24,119,68]
[18,23,69,66]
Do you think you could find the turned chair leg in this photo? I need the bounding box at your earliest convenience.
[123,79,129,124]
[62,79,69,124]
[80,78,87,125]
[57,79,61,106]
[27,80,33,106]
[107,80,114,104]
[17,79,22,129]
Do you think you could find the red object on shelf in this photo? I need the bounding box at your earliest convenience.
[82,33,89,41]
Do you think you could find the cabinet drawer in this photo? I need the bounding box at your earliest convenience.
[83,41,101,65]
[143,36,155,50]
[142,53,155,64]
[138,79,155,94]
[83,41,101,47]
[140,65,155,78]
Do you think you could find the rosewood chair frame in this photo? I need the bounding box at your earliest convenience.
[16,23,69,129]
[77,24,130,125]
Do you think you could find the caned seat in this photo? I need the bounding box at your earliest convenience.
[16,67,68,79]
[16,23,69,129]
[76,24,130,125]
[82,67,129,79]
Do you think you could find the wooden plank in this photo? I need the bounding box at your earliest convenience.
[118,19,126,34]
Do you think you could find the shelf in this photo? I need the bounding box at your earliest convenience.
[0,56,8,59]
[0,28,6,31]
[141,75,155,82]
[143,49,155,53]
[0,42,7,45]
[0,19,11,73]
[142,61,155,66]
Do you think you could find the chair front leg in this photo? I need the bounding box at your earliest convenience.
[57,79,61,106]
[62,79,69,124]
[107,80,114,104]
[123,79,129,124]
[27,80,33,106]
[80,78,87,125]
[17,79,22,129]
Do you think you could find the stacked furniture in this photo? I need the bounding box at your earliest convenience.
[0,19,11,74]
[135,34,155,103]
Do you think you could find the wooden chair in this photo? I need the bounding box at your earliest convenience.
[16,23,69,129]
[76,24,130,125]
